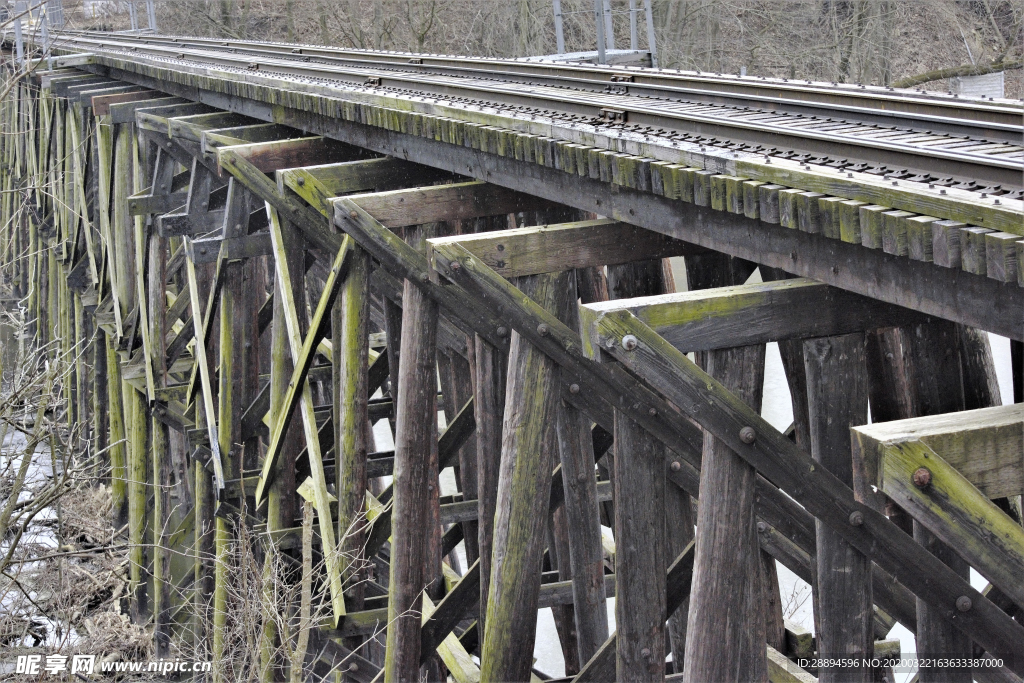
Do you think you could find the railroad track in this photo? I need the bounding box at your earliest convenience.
[41,31,1024,191]
[60,31,1022,129]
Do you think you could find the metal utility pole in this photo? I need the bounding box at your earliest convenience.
[602,0,614,50]
[553,0,564,54]
[629,0,638,50]
[643,0,658,68]
[593,0,606,64]
[146,0,157,32]
[13,1,26,67]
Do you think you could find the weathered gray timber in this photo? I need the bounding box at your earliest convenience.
[481,272,570,682]
[613,412,667,680]
[804,334,873,683]
[684,344,768,683]
[7,55,1023,683]
[384,276,439,682]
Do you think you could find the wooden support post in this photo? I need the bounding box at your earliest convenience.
[384,275,439,682]
[480,271,570,682]
[760,266,811,451]
[683,343,768,682]
[148,223,171,659]
[554,368,609,663]
[125,384,149,622]
[613,412,666,680]
[92,329,109,476]
[606,257,673,669]
[260,261,297,682]
[444,347,479,565]
[804,334,873,683]
[334,247,371,609]
[474,332,505,637]
[682,251,782,665]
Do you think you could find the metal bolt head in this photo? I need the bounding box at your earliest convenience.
[450,260,461,271]
[537,323,549,336]
[648,407,657,417]
[349,663,359,672]
[848,510,864,527]
[621,334,638,351]
[670,460,681,472]
[569,383,580,394]
[912,467,931,488]
[496,326,508,338]
[418,272,429,282]
[756,521,768,533]
[297,176,305,186]
[640,648,651,658]
[349,210,358,218]
[956,595,972,612]
[739,426,756,444]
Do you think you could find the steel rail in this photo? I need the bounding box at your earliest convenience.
[40,34,1024,187]
[59,30,1022,133]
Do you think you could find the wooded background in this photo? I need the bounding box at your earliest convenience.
[71,1,1023,102]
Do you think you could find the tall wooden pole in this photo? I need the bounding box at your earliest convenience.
[804,334,873,683]
[480,271,571,682]
[683,343,768,683]
[334,247,371,609]
[613,411,666,680]
[384,276,439,682]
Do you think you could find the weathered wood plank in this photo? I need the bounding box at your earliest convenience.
[878,439,1024,611]
[580,278,925,355]
[428,219,699,278]
[851,404,1024,500]
[280,158,452,215]
[217,136,361,175]
[343,180,553,228]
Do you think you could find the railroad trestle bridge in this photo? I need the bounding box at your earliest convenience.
[1,33,1023,683]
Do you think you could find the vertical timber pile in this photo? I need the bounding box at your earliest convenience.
[804,335,873,682]
[385,243,439,681]
[481,271,571,681]
[683,341,768,681]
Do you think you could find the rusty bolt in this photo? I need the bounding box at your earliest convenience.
[848,511,864,527]
[450,260,461,271]
[569,383,580,394]
[739,426,756,444]
[496,326,509,338]
[537,324,549,336]
[349,210,358,218]
[670,461,681,472]
[912,467,932,488]
[621,334,638,351]
[956,596,972,612]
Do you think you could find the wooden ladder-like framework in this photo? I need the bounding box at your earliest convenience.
[1,65,1023,683]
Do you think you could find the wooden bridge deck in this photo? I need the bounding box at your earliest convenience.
[1,40,1023,683]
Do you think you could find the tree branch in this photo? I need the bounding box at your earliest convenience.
[892,58,1023,89]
